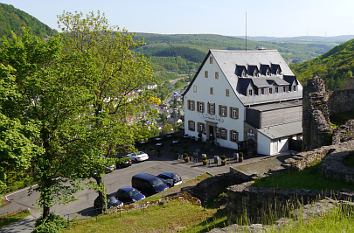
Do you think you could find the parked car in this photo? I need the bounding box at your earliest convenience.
[94,194,123,213]
[157,171,182,187]
[105,164,116,173]
[116,156,132,169]
[132,173,169,196]
[116,187,145,204]
[126,151,149,162]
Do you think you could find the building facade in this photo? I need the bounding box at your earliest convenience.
[183,49,303,155]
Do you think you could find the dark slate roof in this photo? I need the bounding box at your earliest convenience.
[260,64,270,75]
[252,78,271,88]
[249,100,302,112]
[271,64,281,74]
[184,49,302,106]
[210,50,302,105]
[236,78,252,95]
[247,65,259,76]
[283,75,298,85]
[235,65,246,76]
[271,76,291,86]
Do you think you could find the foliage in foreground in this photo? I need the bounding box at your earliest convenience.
[0,209,30,228]
[252,164,354,191]
[33,214,68,233]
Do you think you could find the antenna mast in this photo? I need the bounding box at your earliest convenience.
[245,11,247,51]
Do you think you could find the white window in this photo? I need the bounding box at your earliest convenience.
[230,107,239,119]
[205,71,208,78]
[226,89,229,97]
[193,85,197,93]
[215,72,219,79]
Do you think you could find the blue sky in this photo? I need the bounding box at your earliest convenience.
[1,0,353,37]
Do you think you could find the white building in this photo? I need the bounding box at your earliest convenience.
[183,49,303,155]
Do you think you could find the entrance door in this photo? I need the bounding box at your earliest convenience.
[209,125,215,141]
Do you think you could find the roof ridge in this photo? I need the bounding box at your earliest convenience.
[210,49,279,53]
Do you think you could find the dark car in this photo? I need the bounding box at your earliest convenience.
[116,187,145,204]
[157,171,182,187]
[132,173,169,197]
[94,194,123,213]
[116,156,132,169]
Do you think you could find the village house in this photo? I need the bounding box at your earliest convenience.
[182,49,303,155]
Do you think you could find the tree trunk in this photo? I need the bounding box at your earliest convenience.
[43,205,50,219]
[94,175,107,212]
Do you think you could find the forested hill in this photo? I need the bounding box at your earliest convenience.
[291,39,354,90]
[135,33,346,64]
[0,3,56,38]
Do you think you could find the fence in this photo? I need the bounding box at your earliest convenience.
[176,152,241,166]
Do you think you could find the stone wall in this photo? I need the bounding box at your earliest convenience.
[320,149,354,184]
[284,140,353,171]
[303,76,354,151]
[187,171,250,204]
[302,77,332,150]
[332,119,354,144]
[328,89,354,115]
[226,182,354,222]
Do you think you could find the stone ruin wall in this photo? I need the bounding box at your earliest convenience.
[227,140,354,222]
[303,77,354,151]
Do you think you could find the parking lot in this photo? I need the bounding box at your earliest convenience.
[2,157,211,219]
[1,134,260,220]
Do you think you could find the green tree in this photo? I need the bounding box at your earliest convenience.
[0,64,39,190]
[58,11,156,211]
[0,29,90,219]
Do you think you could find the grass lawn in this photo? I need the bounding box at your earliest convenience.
[0,195,7,207]
[343,152,354,168]
[269,205,354,233]
[0,210,30,228]
[252,164,354,191]
[65,200,217,233]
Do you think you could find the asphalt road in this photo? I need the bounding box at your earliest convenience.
[1,159,207,219]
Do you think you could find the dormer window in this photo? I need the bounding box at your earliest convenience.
[236,65,247,77]
[241,69,246,77]
[271,64,282,75]
[293,85,296,91]
[269,88,273,94]
[249,89,253,96]
[210,56,213,64]
[266,69,271,76]
[260,64,271,76]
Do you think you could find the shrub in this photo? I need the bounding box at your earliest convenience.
[33,214,67,233]
[220,154,226,160]
[201,154,207,160]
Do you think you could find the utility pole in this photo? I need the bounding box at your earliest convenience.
[245,11,248,51]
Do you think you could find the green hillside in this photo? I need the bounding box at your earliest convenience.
[0,3,56,38]
[136,33,337,64]
[291,39,354,90]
